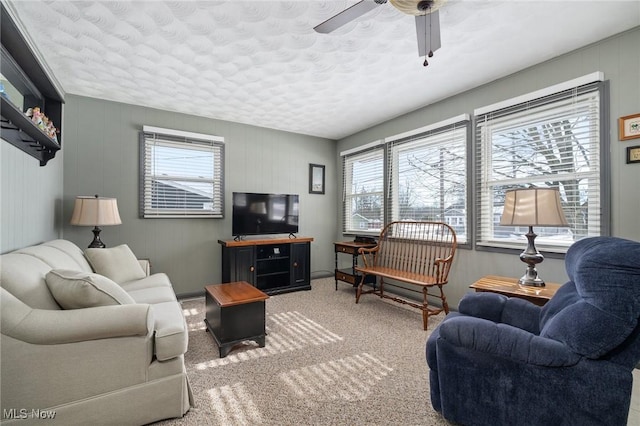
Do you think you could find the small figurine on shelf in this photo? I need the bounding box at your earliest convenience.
[45,119,58,143]
[26,106,44,128]
[25,106,58,142]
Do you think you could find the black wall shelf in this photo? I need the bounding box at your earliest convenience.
[1,97,60,166]
[1,3,63,166]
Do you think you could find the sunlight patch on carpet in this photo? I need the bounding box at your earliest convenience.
[194,311,343,370]
[182,307,200,317]
[207,382,263,425]
[279,352,393,406]
[268,311,343,346]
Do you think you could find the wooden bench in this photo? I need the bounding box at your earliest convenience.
[355,221,457,330]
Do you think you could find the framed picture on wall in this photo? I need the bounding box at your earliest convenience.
[309,164,325,194]
[619,113,640,141]
[627,146,640,164]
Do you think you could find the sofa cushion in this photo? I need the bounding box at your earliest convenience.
[85,245,146,284]
[16,245,90,271]
[45,269,135,309]
[127,286,178,305]
[119,273,173,292]
[41,239,94,272]
[0,253,61,310]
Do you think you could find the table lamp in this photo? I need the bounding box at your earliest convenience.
[70,195,122,248]
[500,187,568,287]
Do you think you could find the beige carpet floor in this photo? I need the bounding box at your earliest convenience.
[158,277,452,426]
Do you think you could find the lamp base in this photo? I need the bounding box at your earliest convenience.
[88,226,106,248]
[518,226,545,287]
[518,271,546,287]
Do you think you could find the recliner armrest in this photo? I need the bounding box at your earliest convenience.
[438,316,581,367]
[458,292,507,321]
[459,292,541,334]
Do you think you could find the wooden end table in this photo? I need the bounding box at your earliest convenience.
[204,281,269,358]
[470,275,561,306]
[333,241,377,290]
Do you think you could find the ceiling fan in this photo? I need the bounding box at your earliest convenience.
[314,0,446,66]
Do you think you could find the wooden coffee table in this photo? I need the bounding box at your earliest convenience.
[204,281,269,358]
[470,275,561,306]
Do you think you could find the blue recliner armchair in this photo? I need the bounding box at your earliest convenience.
[426,236,640,426]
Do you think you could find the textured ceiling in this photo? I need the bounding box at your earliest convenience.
[6,1,640,140]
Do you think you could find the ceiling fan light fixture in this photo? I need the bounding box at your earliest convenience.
[417,0,434,12]
[389,0,447,16]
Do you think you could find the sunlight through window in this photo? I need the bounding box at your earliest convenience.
[279,352,393,406]
[194,311,343,370]
[207,382,263,424]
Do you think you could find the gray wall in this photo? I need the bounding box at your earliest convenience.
[61,95,337,296]
[4,27,638,306]
[336,27,640,308]
[0,139,63,253]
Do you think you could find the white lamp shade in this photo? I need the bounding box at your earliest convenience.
[70,196,122,226]
[500,188,569,227]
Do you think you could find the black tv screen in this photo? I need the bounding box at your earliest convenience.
[232,192,299,236]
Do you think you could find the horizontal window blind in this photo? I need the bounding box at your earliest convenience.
[387,121,469,243]
[140,128,224,218]
[476,81,605,251]
[342,147,385,234]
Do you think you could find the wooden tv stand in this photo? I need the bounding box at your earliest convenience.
[218,237,313,295]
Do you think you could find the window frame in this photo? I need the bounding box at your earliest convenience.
[386,118,471,245]
[340,115,471,244]
[473,76,610,254]
[341,143,386,235]
[139,126,225,219]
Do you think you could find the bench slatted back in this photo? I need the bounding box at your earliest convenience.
[375,221,457,284]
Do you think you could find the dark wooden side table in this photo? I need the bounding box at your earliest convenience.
[204,281,269,358]
[470,275,562,306]
[334,241,377,290]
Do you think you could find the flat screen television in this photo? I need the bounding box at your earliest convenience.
[232,192,299,237]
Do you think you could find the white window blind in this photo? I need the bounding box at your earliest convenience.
[387,121,469,243]
[342,147,385,234]
[475,81,606,252]
[140,127,224,218]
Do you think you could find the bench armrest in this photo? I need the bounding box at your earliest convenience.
[358,246,379,268]
[435,254,454,264]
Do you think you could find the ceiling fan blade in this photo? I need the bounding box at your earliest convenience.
[314,1,385,34]
[415,10,441,57]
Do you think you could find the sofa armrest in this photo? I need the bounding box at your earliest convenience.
[138,258,151,276]
[2,290,153,345]
[438,316,581,367]
[152,302,189,361]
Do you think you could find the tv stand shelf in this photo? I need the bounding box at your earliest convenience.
[219,237,313,295]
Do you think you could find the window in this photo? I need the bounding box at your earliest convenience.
[342,145,385,234]
[140,126,224,218]
[387,120,469,243]
[341,115,470,240]
[475,75,608,252]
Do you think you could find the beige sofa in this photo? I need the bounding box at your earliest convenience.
[0,239,193,425]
